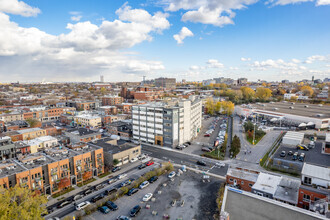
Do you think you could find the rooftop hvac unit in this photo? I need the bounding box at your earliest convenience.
[304,105,309,108]
[289,106,294,109]
[273,108,278,110]
[316,114,324,117]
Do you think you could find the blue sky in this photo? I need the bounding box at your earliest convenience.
[0,0,329,82]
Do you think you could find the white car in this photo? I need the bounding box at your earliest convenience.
[216,162,225,168]
[142,193,153,202]
[75,201,91,210]
[139,181,150,189]
[117,174,127,180]
[130,157,138,163]
[168,171,176,179]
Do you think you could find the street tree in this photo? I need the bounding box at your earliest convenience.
[300,85,314,96]
[255,87,272,101]
[0,185,47,220]
[240,87,255,101]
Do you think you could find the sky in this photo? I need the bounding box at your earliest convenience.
[0,0,329,83]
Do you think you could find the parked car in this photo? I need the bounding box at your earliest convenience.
[84,188,93,196]
[108,178,117,184]
[75,201,90,211]
[296,144,309,151]
[299,153,305,162]
[292,152,299,160]
[168,171,176,179]
[185,141,191,145]
[138,154,147,160]
[204,133,211,137]
[91,194,104,203]
[130,157,138,163]
[148,176,158,183]
[146,161,154,166]
[98,206,110,214]
[57,200,71,209]
[142,193,153,202]
[117,174,127,180]
[288,151,293,156]
[104,188,117,195]
[95,183,106,191]
[197,160,206,166]
[202,147,212,152]
[105,201,118,211]
[112,166,121,172]
[138,164,146,169]
[117,216,131,220]
[176,145,184,150]
[73,194,84,201]
[130,205,141,217]
[139,181,150,189]
[280,151,286,157]
[216,162,225,167]
[127,188,139,196]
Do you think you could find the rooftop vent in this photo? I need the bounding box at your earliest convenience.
[289,107,294,109]
[304,105,309,108]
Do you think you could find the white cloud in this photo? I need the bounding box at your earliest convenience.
[0,3,170,82]
[267,0,330,6]
[71,15,82,22]
[0,0,40,17]
[162,0,257,27]
[173,27,194,44]
[316,0,330,5]
[304,55,327,63]
[241,57,251,61]
[189,65,200,70]
[207,59,224,68]
[291,58,300,63]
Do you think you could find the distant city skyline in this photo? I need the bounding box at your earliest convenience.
[0,0,329,82]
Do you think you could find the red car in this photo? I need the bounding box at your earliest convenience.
[146,161,154,166]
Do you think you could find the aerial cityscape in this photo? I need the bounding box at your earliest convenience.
[0,0,329,220]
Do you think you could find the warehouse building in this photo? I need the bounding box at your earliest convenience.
[236,102,330,129]
[282,131,304,146]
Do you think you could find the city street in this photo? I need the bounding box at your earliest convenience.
[45,162,160,219]
[233,115,282,163]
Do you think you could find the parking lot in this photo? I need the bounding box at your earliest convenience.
[82,169,223,220]
[182,116,227,155]
[272,141,329,172]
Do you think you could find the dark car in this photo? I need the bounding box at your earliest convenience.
[138,164,146,169]
[280,151,286,157]
[127,188,139,196]
[84,188,93,196]
[105,201,118,211]
[112,166,121,172]
[57,200,71,209]
[120,179,132,187]
[148,176,158,183]
[130,205,141,217]
[185,141,191,145]
[176,145,184,150]
[91,194,104,203]
[288,151,293,156]
[197,160,206,166]
[104,188,117,196]
[98,206,110,214]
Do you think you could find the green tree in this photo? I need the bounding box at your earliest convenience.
[0,185,47,220]
[25,118,40,128]
[243,121,254,132]
[230,135,241,157]
[113,159,119,166]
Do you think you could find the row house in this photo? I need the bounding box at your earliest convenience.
[0,144,104,195]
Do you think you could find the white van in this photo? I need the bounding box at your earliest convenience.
[75,201,90,210]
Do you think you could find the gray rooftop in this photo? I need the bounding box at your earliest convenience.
[89,138,138,154]
[274,177,300,204]
[226,168,259,183]
[223,187,325,220]
[248,102,330,119]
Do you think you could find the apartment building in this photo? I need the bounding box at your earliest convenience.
[22,135,58,153]
[16,128,47,141]
[23,107,75,122]
[0,144,104,195]
[132,96,202,147]
[74,114,102,128]
[155,77,176,89]
[64,128,102,143]
[102,96,123,106]
[66,100,100,111]
[0,112,23,123]
[0,136,30,160]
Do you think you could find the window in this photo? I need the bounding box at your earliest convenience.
[304,176,312,185]
[303,194,310,202]
[229,178,233,182]
[248,183,253,187]
[241,181,244,185]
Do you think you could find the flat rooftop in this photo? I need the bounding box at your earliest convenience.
[247,102,330,119]
[0,160,27,179]
[227,168,259,183]
[89,138,138,154]
[66,128,100,136]
[252,173,282,195]
[223,187,325,220]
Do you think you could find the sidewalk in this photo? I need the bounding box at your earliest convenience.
[47,161,141,207]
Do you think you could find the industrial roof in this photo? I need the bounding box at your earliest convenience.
[274,177,300,204]
[246,102,330,119]
[301,163,330,181]
[226,168,259,183]
[252,173,282,195]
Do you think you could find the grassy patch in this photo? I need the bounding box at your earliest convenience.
[77,178,96,187]
[98,171,110,179]
[246,134,264,145]
[203,149,225,160]
[52,187,75,198]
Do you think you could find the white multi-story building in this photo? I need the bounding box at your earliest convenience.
[132,96,202,148]
[74,114,102,128]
